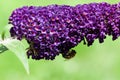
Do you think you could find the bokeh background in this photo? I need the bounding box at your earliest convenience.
[0,0,120,80]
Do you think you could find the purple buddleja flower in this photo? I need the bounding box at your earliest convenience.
[9,5,80,60]
[74,2,112,46]
[9,2,120,60]
[107,3,120,40]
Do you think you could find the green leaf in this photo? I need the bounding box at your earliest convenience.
[0,38,29,74]
[0,44,8,54]
[0,35,8,54]
[1,24,13,40]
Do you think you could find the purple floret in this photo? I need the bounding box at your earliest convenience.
[9,2,120,60]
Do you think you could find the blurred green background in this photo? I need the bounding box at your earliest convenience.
[0,0,120,80]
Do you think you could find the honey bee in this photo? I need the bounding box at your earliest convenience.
[62,50,76,59]
[26,42,39,57]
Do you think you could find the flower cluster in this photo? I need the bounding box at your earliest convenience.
[9,2,120,60]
